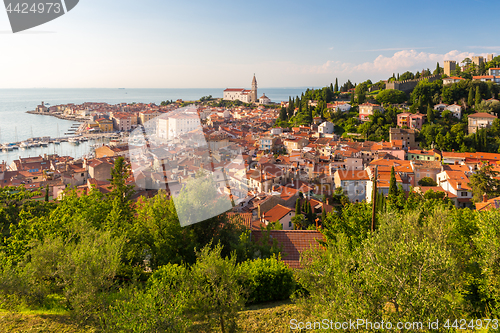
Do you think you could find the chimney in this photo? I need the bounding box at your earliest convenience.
[483,193,488,203]
[454,160,458,165]
[457,182,461,190]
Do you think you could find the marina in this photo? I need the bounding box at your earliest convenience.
[0,133,118,165]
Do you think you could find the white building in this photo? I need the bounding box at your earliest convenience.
[333,170,370,203]
[259,93,271,105]
[318,121,334,135]
[445,104,462,119]
[270,127,283,135]
[436,170,473,208]
[223,75,258,103]
[359,103,384,122]
[157,108,201,140]
[329,101,351,113]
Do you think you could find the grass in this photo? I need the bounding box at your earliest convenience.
[0,311,97,333]
[1,300,302,333]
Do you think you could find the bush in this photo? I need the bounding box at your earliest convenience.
[238,256,295,304]
[418,177,438,186]
[103,264,192,333]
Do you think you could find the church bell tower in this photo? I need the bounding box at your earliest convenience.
[251,74,257,103]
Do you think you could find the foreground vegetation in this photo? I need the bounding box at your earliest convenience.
[2,159,500,332]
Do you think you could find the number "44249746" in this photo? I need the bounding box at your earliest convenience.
[5,2,61,14]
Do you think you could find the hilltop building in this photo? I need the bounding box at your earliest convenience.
[444,60,456,76]
[223,75,259,103]
[468,113,498,134]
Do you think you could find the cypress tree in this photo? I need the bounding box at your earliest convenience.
[475,86,482,106]
[468,87,475,108]
[350,93,355,105]
[308,202,315,225]
[295,198,301,215]
[334,78,339,93]
[388,166,398,199]
[279,107,287,121]
[321,208,326,222]
[330,83,334,93]
[427,104,434,123]
[44,184,49,202]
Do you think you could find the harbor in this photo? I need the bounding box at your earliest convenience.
[0,132,121,165]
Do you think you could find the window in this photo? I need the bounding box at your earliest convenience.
[461,192,468,197]
[289,221,292,228]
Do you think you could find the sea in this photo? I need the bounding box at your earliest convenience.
[0,88,307,165]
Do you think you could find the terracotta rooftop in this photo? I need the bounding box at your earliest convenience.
[251,230,325,269]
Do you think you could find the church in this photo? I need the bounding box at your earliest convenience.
[223,75,258,103]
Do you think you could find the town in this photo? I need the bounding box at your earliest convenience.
[2,54,500,269]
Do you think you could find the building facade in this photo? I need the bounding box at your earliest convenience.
[468,113,498,134]
[223,75,258,103]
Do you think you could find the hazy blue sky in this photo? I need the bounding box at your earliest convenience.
[1,0,499,88]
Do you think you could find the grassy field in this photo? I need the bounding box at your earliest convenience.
[0,300,302,333]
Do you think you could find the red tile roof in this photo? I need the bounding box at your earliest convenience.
[252,230,325,269]
[263,204,293,222]
[468,112,497,119]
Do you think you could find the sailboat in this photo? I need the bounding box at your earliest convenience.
[54,124,61,144]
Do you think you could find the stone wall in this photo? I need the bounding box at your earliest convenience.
[386,75,441,93]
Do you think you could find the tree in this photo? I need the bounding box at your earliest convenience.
[468,87,475,108]
[476,85,482,106]
[279,107,287,121]
[334,78,339,93]
[299,209,461,323]
[355,82,369,104]
[190,244,246,333]
[433,62,441,75]
[388,166,398,200]
[295,198,301,216]
[427,104,435,123]
[44,185,49,202]
[418,177,438,186]
[375,89,407,105]
[292,214,305,230]
[476,100,500,116]
[469,165,500,203]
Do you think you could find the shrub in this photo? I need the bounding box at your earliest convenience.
[103,264,191,333]
[239,256,295,304]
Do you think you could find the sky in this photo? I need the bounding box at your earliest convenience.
[0,0,499,89]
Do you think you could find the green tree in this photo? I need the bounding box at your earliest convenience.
[468,86,475,108]
[295,198,301,216]
[388,166,398,200]
[190,244,246,333]
[298,209,462,324]
[334,78,339,93]
[279,107,287,121]
[418,177,438,186]
[473,209,500,317]
[469,165,500,203]
[427,104,435,123]
[476,85,482,106]
[433,62,441,75]
[44,185,49,202]
[375,89,407,105]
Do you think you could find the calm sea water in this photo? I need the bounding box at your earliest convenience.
[0,88,307,165]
